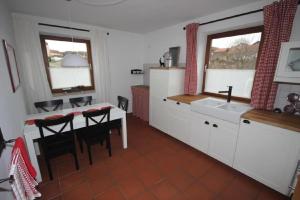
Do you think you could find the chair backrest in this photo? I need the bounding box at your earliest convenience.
[82,107,111,127]
[35,114,74,138]
[117,96,129,112]
[69,96,92,108]
[34,99,64,113]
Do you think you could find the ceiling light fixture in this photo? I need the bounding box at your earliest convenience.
[62,0,89,68]
[76,0,127,7]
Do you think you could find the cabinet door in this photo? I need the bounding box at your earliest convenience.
[234,119,300,195]
[149,96,168,133]
[150,70,169,97]
[166,101,190,144]
[167,69,185,96]
[208,119,239,167]
[189,112,211,153]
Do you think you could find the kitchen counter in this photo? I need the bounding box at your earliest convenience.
[168,94,300,132]
[242,110,300,132]
[167,94,210,104]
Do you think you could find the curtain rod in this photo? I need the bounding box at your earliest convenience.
[38,23,111,35]
[183,0,300,30]
[38,23,90,32]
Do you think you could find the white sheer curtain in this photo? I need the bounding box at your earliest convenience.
[90,29,111,103]
[13,16,52,114]
[13,15,111,113]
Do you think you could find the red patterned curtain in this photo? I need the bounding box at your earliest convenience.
[184,23,199,95]
[251,0,298,110]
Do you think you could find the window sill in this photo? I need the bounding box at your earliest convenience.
[52,90,96,97]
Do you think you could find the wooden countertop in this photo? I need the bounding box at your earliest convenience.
[167,94,210,104]
[168,94,300,132]
[131,85,149,89]
[242,110,300,132]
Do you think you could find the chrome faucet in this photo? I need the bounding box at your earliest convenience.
[218,86,233,103]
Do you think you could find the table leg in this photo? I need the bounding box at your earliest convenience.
[121,113,128,149]
[24,133,42,182]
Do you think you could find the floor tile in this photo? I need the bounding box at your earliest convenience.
[167,169,195,192]
[184,181,216,200]
[62,181,93,200]
[38,180,61,200]
[150,180,178,200]
[89,174,115,195]
[119,148,141,162]
[117,175,145,199]
[94,186,125,200]
[60,171,86,192]
[131,191,157,200]
[198,172,232,194]
[136,166,164,187]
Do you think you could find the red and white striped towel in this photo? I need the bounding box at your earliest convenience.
[9,138,41,200]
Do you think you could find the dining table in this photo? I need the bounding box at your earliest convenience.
[23,102,127,182]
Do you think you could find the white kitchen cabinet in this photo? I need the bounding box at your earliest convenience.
[166,100,191,144]
[234,119,300,195]
[208,119,239,166]
[189,112,239,166]
[149,96,169,133]
[189,112,212,153]
[149,68,185,132]
[149,68,185,98]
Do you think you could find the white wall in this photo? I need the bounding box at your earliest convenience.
[144,0,300,108]
[107,30,144,111]
[0,0,26,199]
[12,14,144,113]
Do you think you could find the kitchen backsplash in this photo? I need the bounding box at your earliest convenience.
[274,84,300,110]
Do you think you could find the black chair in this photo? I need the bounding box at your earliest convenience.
[69,96,92,108]
[111,96,128,135]
[35,114,79,180]
[77,107,112,165]
[34,99,63,113]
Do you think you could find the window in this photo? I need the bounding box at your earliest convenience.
[203,26,263,102]
[40,35,95,94]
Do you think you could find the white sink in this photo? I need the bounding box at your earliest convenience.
[193,97,226,107]
[217,103,252,113]
[191,98,252,124]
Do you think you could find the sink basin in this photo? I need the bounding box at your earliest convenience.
[217,103,252,113]
[193,97,226,107]
[191,98,252,124]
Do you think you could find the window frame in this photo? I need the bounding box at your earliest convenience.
[40,34,95,94]
[202,26,264,103]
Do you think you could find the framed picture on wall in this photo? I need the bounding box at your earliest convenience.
[2,40,20,93]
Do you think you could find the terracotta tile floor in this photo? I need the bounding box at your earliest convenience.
[37,115,288,200]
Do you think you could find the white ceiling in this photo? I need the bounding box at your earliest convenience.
[8,0,262,34]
